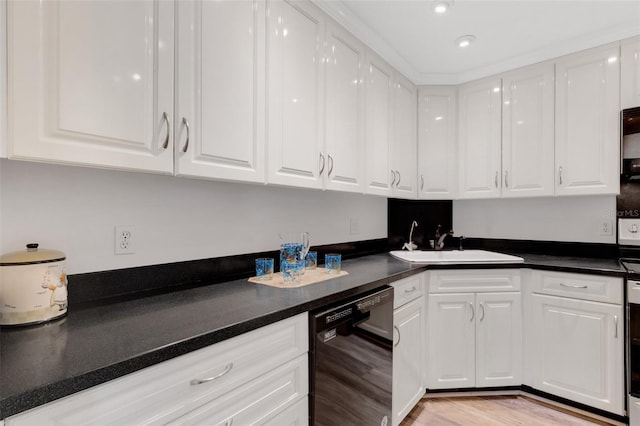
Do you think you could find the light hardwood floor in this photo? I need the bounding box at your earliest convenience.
[400,395,617,426]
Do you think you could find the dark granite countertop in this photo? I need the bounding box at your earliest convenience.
[0,252,627,419]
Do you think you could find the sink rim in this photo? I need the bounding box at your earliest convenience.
[389,249,525,264]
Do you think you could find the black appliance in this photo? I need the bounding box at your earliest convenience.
[309,286,394,426]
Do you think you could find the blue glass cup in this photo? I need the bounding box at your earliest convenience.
[255,258,274,280]
[282,259,304,284]
[325,254,341,274]
[305,251,318,269]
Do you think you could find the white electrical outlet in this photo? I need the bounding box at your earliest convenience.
[115,226,135,255]
[350,218,360,235]
[600,220,613,236]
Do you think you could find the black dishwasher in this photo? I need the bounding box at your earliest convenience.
[309,286,394,426]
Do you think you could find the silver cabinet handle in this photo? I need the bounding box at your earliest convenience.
[495,171,499,188]
[181,117,190,153]
[404,286,416,293]
[190,362,233,385]
[396,171,401,187]
[614,315,618,338]
[559,282,588,289]
[319,153,326,175]
[328,155,334,176]
[391,170,396,186]
[394,325,401,348]
[479,303,485,322]
[162,112,170,149]
[504,170,509,188]
[420,174,425,191]
[558,166,563,185]
[469,302,475,322]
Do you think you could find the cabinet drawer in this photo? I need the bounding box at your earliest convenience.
[428,269,521,293]
[392,274,424,308]
[6,313,308,426]
[531,270,622,304]
[168,355,308,425]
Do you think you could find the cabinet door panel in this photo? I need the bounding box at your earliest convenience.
[555,44,620,195]
[267,0,324,188]
[427,293,475,389]
[502,64,554,198]
[392,74,417,198]
[365,53,393,196]
[530,294,624,415]
[476,293,522,387]
[393,298,425,426]
[418,87,457,199]
[175,0,264,182]
[8,0,174,173]
[324,22,364,192]
[458,77,502,198]
[621,36,640,109]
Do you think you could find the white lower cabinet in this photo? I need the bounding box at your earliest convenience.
[527,270,624,416]
[426,270,522,390]
[5,313,309,426]
[391,274,425,426]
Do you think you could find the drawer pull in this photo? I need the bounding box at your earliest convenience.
[190,362,233,385]
[479,303,485,322]
[404,286,417,293]
[394,325,401,348]
[469,302,475,322]
[161,111,170,149]
[181,117,190,153]
[614,315,618,339]
[559,283,588,289]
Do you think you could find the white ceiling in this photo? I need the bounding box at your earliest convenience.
[312,0,640,85]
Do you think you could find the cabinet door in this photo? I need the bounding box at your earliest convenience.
[529,294,624,415]
[391,73,418,199]
[622,36,640,109]
[458,76,502,199]
[501,64,555,198]
[426,293,475,389]
[393,298,425,426]
[175,0,265,183]
[324,20,365,193]
[555,43,620,196]
[267,0,324,189]
[7,0,174,173]
[475,292,522,387]
[417,86,457,199]
[364,52,393,196]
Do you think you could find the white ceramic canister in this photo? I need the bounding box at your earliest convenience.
[0,243,68,326]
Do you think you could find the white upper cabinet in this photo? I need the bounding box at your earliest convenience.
[622,36,640,109]
[417,86,457,199]
[501,63,555,198]
[364,52,394,197]
[555,43,620,196]
[323,20,365,193]
[458,76,503,199]
[175,0,265,183]
[267,0,325,189]
[391,73,418,199]
[7,0,175,173]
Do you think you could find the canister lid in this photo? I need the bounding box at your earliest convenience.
[0,243,66,265]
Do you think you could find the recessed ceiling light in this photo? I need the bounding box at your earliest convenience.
[455,35,476,48]
[433,1,453,14]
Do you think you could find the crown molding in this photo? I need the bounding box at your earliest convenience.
[312,0,640,86]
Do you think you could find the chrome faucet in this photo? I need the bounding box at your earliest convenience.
[402,220,419,251]
[434,225,454,250]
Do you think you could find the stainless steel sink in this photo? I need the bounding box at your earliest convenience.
[389,249,524,264]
